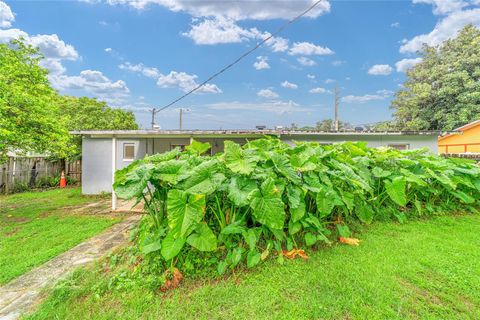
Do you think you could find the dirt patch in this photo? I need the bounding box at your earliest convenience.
[398,277,443,306]
[3,227,20,237]
[2,216,31,224]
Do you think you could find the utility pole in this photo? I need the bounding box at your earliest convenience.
[334,86,339,131]
[151,108,156,129]
[179,108,183,130]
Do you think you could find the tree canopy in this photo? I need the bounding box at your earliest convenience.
[0,40,71,162]
[0,39,138,162]
[390,25,480,130]
[60,96,138,157]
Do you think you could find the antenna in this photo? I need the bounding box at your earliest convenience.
[334,86,339,131]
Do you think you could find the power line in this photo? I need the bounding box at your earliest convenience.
[154,0,325,114]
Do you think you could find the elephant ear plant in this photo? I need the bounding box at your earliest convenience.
[114,138,480,278]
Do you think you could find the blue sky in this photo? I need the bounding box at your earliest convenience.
[1,0,480,129]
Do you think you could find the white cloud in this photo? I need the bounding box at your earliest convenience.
[281,80,298,89]
[51,70,130,104]
[253,56,270,70]
[181,17,289,52]
[39,59,66,75]
[157,71,222,94]
[307,74,316,79]
[182,17,253,45]
[0,1,14,28]
[265,34,289,52]
[118,61,221,94]
[297,57,316,66]
[367,64,393,76]
[391,22,400,28]
[400,8,480,53]
[395,58,423,72]
[257,88,279,99]
[0,28,27,42]
[341,90,393,103]
[324,78,335,84]
[207,100,311,114]
[331,60,345,66]
[412,0,467,15]
[288,41,334,56]
[29,34,79,60]
[119,62,160,78]
[106,0,331,20]
[104,47,112,52]
[309,87,330,94]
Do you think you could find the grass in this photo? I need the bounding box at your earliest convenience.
[0,188,121,285]
[26,214,480,320]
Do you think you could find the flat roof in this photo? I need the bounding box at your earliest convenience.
[71,129,448,138]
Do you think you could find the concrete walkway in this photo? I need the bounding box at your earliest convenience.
[0,215,141,320]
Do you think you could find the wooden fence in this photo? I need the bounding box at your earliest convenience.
[0,157,82,194]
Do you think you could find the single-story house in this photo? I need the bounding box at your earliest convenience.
[438,120,480,154]
[73,129,442,209]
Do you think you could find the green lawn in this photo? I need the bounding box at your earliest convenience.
[0,188,121,285]
[26,214,480,320]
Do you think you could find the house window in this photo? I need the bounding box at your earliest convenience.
[388,144,409,150]
[123,143,135,160]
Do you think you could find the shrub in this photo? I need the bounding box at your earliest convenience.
[114,138,480,275]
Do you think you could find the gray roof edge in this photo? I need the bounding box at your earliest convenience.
[70,129,450,136]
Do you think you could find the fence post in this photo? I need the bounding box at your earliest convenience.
[2,167,7,194]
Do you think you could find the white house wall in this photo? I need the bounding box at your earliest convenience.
[281,134,438,153]
[81,137,113,195]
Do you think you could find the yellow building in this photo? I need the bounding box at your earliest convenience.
[438,120,480,154]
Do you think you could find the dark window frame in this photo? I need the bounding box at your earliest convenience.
[123,143,135,161]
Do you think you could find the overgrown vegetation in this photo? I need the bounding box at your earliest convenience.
[26,215,480,320]
[113,138,480,281]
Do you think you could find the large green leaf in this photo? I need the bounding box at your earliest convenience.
[426,168,457,190]
[450,190,475,204]
[355,203,374,224]
[152,159,189,184]
[385,176,407,206]
[372,167,392,178]
[185,140,211,155]
[167,190,206,238]
[227,176,258,207]
[316,187,343,217]
[187,223,217,251]
[161,231,186,260]
[247,250,261,268]
[177,159,225,194]
[113,162,154,199]
[223,141,257,175]
[330,160,372,192]
[400,168,427,187]
[286,184,306,222]
[271,153,301,184]
[249,178,286,230]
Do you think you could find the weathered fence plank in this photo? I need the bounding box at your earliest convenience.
[0,157,82,194]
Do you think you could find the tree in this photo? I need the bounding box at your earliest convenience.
[59,96,139,157]
[391,25,480,130]
[0,40,71,162]
[315,119,350,131]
